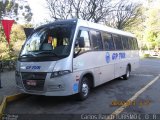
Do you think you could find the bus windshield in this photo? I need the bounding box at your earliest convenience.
[20,24,75,59]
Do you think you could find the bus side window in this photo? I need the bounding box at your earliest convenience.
[102,32,115,51]
[75,30,91,54]
[113,34,123,50]
[90,30,103,51]
[122,36,129,50]
[133,38,139,50]
[128,37,134,50]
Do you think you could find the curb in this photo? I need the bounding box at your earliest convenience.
[0,93,28,119]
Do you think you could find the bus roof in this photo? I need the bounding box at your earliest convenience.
[36,19,135,38]
[76,19,135,37]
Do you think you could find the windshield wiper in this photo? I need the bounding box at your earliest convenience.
[21,53,36,57]
[34,51,60,58]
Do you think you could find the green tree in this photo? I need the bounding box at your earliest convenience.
[0,0,33,60]
[143,0,160,49]
[45,0,114,23]
[105,0,143,30]
[0,0,15,20]
[0,0,32,23]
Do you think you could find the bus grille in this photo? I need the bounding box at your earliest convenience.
[21,72,47,91]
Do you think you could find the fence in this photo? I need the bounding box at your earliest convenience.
[0,60,16,72]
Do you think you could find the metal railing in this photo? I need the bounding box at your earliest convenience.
[0,60,16,72]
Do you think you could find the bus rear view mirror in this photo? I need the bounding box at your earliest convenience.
[77,37,85,48]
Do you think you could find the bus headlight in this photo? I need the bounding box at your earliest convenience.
[50,70,71,78]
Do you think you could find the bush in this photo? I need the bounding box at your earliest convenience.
[143,54,150,58]
[0,24,25,61]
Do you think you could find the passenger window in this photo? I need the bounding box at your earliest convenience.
[133,38,139,50]
[90,31,103,51]
[128,37,134,50]
[102,32,115,50]
[132,38,136,50]
[74,30,91,54]
[122,36,129,50]
[113,35,123,50]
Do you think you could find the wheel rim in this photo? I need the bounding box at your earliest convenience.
[82,82,89,97]
[126,69,130,78]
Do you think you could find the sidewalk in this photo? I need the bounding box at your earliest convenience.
[0,71,20,103]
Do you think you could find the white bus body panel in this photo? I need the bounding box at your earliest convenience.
[73,51,115,86]
[73,50,139,87]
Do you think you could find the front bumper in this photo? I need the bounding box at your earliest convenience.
[16,72,80,96]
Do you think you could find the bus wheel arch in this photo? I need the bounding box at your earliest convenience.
[84,73,94,89]
[77,72,94,100]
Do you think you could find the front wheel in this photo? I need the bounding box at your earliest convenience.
[123,66,130,80]
[77,77,90,101]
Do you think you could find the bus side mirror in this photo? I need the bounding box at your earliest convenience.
[77,37,85,48]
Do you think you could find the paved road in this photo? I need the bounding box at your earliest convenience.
[4,58,160,119]
[0,71,19,103]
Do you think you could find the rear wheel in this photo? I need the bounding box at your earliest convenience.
[123,65,130,80]
[77,77,90,101]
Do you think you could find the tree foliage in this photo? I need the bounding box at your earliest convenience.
[0,0,32,23]
[0,0,16,19]
[45,0,142,30]
[45,0,114,23]
[0,0,33,60]
[0,23,26,60]
[105,0,143,30]
[142,0,160,49]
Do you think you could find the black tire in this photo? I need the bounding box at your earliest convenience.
[123,65,130,80]
[77,77,90,101]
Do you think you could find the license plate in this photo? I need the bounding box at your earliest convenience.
[26,80,37,86]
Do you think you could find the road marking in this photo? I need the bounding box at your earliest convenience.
[131,74,154,77]
[106,74,160,120]
[141,65,160,68]
[0,93,28,119]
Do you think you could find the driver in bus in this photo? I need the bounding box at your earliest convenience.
[48,36,57,48]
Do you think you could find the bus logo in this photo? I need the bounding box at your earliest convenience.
[105,52,110,63]
[26,66,41,70]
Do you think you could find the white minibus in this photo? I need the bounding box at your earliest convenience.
[16,19,139,100]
